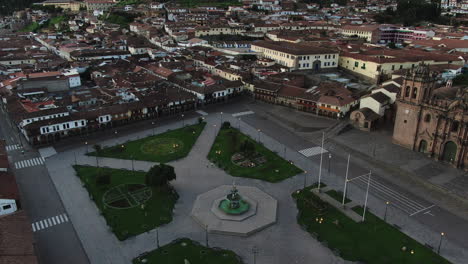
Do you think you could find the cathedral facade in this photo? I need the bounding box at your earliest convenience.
[392,65,468,170]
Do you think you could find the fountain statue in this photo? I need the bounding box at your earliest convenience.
[219,182,250,215]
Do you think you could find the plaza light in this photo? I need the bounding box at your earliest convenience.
[384,201,390,222]
[342,154,350,207]
[438,232,445,254]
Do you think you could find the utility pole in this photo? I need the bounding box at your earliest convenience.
[342,154,350,207]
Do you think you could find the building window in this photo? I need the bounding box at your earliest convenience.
[452,121,459,132]
[424,114,431,122]
[405,86,410,97]
[412,87,417,99]
[354,61,359,67]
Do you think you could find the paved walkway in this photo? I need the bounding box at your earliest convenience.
[44,113,468,264]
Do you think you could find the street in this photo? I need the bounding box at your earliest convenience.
[0,102,89,264]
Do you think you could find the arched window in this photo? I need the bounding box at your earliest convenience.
[405,86,410,97]
[424,114,431,122]
[412,87,418,99]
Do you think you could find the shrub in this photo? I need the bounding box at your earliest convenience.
[198,117,204,124]
[221,121,231,129]
[96,173,111,186]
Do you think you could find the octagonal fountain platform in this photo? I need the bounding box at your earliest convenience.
[191,185,277,237]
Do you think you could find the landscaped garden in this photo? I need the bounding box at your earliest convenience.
[89,122,206,163]
[207,123,303,182]
[73,165,179,241]
[292,186,452,264]
[133,238,243,264]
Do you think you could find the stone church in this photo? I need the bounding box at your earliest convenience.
[392,64,468,170]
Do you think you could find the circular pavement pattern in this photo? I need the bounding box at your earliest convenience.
[103,184,152,209]
[140,138,184,156]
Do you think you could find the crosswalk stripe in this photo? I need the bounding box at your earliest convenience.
[55,216,62,224]
[51,217,56,225]
[47,218,53,226]
[35,222,41,231]
[298,147,328,157]
[58,215,64,222]
[32,213,70,233]
[63,214,69,222]
[30,159,37,166]
[38,221,44,229]
[42,220,48,228]
[232,111,254,117]
[14,157,47,170]
[32,223,36,232]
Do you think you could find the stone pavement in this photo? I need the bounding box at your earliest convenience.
[44,112,468,264]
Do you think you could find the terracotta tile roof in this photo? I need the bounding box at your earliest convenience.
[0,211,38,264]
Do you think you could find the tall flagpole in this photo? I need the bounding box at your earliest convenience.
[342,154,350,206]
[362,171,372,222]
[317,132,325,192]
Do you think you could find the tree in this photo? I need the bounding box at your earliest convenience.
[241,140,255,157]
[145,164,176,187]
[221,121,231,129]
[96,172,111,186]
[94,144,102,153]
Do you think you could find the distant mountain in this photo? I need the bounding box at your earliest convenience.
[0,0,40,16]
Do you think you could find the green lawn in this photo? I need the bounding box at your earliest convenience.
[292,186,451,264]
[325,189,351,204]
[208,127,303,182]
[73,165,178,241]
[133,238,243,264]
[89,122,206,163]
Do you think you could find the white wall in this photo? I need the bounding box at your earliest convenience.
[0,199,17,216]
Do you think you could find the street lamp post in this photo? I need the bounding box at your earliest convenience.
[257,129,261,143]
[252,246,259,264]
[220,112,223,124]
[303,170,308,189]
[74,152,77,165]
[213,124,217,138]
[156,228,160,249]
[181,114,185,127]
[327,153,332,178]
[151,121,155,136]
[205,224,209,247]
[131,155,135,172]
[238,117,241,131]
[85,141,88,154]
[384,201,390,222]
[318,132,325,193]
[437,232,445,254]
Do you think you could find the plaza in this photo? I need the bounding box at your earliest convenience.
[42,110,466,264]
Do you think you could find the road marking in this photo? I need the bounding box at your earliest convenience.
[424,211,435,216]
[352,176,431,215]
[6,144,20,151]
[298,146,328,157]
[14,157,45,169]
[232,111,254,117]
[410,205,436,216]
[196,110,208,116]
[32,213,69,233]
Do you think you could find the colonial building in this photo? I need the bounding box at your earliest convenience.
[392,65,468,170]
[251,41,339,71]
